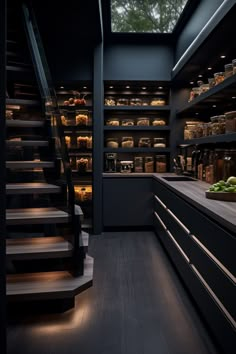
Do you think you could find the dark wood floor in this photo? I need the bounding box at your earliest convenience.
[7,231,221,354]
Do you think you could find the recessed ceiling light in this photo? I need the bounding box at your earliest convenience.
[198,75,203,78]
[220,55,226,58]
[109,86,114,89]
[195,112,199,115]
[190,81,194,84]
[83,86,87,89]
[208,67,212,70]
[158,86,163,89]
[232,96,236,99]
[212,105,216,107]
[142,87,147,90]
[60,86,64,89]
[126,86,130,89]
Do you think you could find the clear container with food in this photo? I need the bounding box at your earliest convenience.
[152,118,166,126]
[137,117,150,126]
[225,111,236,133]
[142,99,150,106]
[184,121,199,140]
[121,136,134,148]
[76,113,89,126]
[188,87,201,102]
[104,97,116,106]
[130,98,142,106]
[218,115,226,134]
[232,59,236,75]
[76,157,88,173]
[195,123,203,138]
[208,77,215,88]
[106,137,119,148]
[144,156,154,173]
[134,157,144,172]
[121,118,134,126]
[155,155,167,173]
[202,123,210,137]
[214,72,225,85]
[200,83,210,94]
[210,116,220,135]
[106,118,120,126]
[65,135,71,148]
[153,137,166,148]
[150,98,166,106]
[77,136,89,149]
[224,63,233,78]
[117,98,129,106]
[138,137,151,147]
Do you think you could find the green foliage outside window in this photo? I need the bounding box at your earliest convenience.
[111,0,189,33]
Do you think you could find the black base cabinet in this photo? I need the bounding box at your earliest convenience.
[153,178,236,354]
[103,177,153,228]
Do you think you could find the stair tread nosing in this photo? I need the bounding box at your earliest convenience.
[6,161,54,169]
[6,119,44,128]
[7,256,94,300]
[6,207,70,225]
[6,183,61,194]
[7,140,48,147]
[7,236,72,258]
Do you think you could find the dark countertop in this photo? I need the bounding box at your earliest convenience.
[103,172,236,234]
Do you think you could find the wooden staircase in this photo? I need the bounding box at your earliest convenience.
[6,0,93,306]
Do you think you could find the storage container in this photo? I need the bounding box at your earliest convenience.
[117,98,129,106]
[225,111,236,133]
[134,157,143,173]
[121,136,134,148]
[144,156,154,172]
[137,117,150,126]
[106,137,119,148]
[224,63,233,78]
[153,137,166,147]
[106,118,120,126]
[150,98,166,106]
[210,116,220,135]
[152,118,166,126]
[232,59,236,75]
[138,137,151,147]
[155,155,167,173]
[121,119,134,126]
[130,98,142,106]
[214,72,225,85]
[76,113,88,126]
[104,97,116,106]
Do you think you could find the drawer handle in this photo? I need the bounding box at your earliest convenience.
[166,229,190,263]
[154,195,167,209]
[166,208,190,235]
[154,211,167,230]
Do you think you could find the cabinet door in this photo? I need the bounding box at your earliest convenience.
[103,178,153,227]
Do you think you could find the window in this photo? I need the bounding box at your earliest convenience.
[111,0,189,33]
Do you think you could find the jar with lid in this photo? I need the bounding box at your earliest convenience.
[106,137,119,148]
[223,149,236,180]
[202,123,210,137]
[232,59,236,75]
[138,137,151,147]
[225,111,236,133]
[144,156,154,172]
[121,118,134,126]
[106,118,120,126]
[137,117,150,126]
[153,137,166,148]
[130,98,142,106]
[210,116,220,135]
[134,157,143,172]
[155,155,167,173]
[224,63,233,78]
[77,136,88,149]
[196,123,203,138]
[214,72,225,85]
[200,83,210,94]
[104,96,116,106]
[150,98,166,106]
[117,98,129,106]
[188,87,201,102]
[77,157,88,174]
[218,115,225,134]
[208,77,215,88]
[152,118,166,126]
[121,136,134,148]
[214,149,225,182]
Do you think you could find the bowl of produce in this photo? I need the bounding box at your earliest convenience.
[205,176,236,201]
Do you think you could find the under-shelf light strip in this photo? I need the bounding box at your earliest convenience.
[172,0,228,73]
[191,264,236,330]
[191,234,236,284]
[166,229,190,263]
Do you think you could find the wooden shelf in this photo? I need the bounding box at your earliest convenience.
[103,148,170,153]
[104,126,170,131]
[178,133,236,146]
[59,105,92,110]
[104,105,170,111]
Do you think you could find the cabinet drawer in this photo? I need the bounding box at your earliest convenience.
[154,180,236,276]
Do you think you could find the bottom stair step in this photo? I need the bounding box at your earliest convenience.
[6,236,73,260]
[7,256,94,301]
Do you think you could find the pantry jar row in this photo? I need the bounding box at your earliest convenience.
[61,113,91,126]
[104,97,167,106]
[105,117,166,126]
[65,135,92,148]
[184,111,236,140]
[113,155,167,173]
[106,136,167,148]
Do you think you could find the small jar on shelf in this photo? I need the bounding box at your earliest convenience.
[65,135,71,148]
[208,77,215,88]
[138,137,151,147]
[137,117,150,126]
[142,98,150,106]
[121,118,134,126]
[117,98,129,106]
[134,157,144,172]
[76,113,89,126]
[224,63,233,78]
[202,123,210,137]
[144,156,154,172]
[153,137,166,148]
[77,136,89,149]
[150,98,166,106]
[130,98,142,106]
[188,87,201,102]
[106,118,120,126]
[76,157,88,174]
[105,97,116,106]
[200,83,210,94]
[155,155,167,173]
[195,123,204,138]
[214,72,225,85]
[152,118,166,126]
[121,136,134,148]
[87,136,93,149]
[106,137,119,148]
[210,116,222,135]
[232,59,236,75]
[225,111,236,133]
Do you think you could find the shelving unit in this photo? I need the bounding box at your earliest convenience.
[103,80,171,173]
[56,83,93,229]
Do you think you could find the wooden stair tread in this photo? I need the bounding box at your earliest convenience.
[6,236,72,259]
[6,119,44,128]
[6,182,61,194]
[6,161,54,169]
[7,256,94,300]
[6,207,71,225]
[7,140,48,147]
[6,98,40,106]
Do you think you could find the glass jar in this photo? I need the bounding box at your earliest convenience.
[65,135,71,148]
[223,149,236,180]
[134,157,143,173]
[152,118,166,126]
[150,98,166,106]
[202,123,210,137]
[121,136,134,148]
[208,77,215,88]
[196,123,203,138]
[106,137,119,148]
[121,118,134,126]
[200,83,210,94]
[117,98,129,106]
[224,63,233,78]
[188,87,201,102]
[104,97,116,106]
[77,136,89,149]
[225,111,236,133]
[138,137,151,147]
[232,59,236,75]
[130,98,142,106]
[184,122,199,140]
[106,118,120,126]
[214,72,225,85]
[153,137,166,148]
[76,113,88,126]
[137,117,150,126]
[144,156,154,173]
[218,115,225,134]
[77,157,88,174]
[155,155,167,173]
[210,116,220,135]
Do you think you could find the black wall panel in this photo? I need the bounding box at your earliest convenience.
[104,44,173,81]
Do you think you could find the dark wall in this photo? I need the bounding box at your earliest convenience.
[175,0,224,63]
[104,44,173,81]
